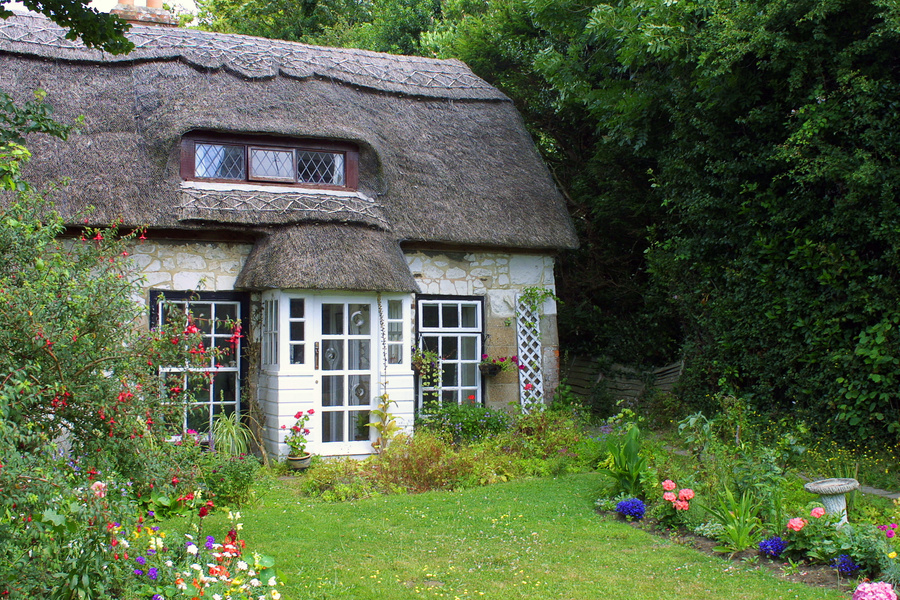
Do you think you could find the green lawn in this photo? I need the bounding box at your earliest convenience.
[209,473,847,600]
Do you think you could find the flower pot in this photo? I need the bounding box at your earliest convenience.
[479,363,502,377]
[286,453,312,471]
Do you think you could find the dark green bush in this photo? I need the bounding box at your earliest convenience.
[202,453,261,506]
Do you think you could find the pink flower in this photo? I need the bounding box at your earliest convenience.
[888,530,896,539]
[662,480,676,491]
[663,492,676,503]
[294,411,304,419]
[810,507,825,519]
[852,581,897,600]
[787,517,807,532]
[673,500,689,511]
[678,488,694,501]
[90,481,107,499]
[524,383,534,391]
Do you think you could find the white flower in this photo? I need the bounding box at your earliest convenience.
[214,596,222,600]
[271,591,281,600]
[186,544,198,555]
[248,569,257,577]
[165,560,173,567]
[119,539,130,549]
[268,577,277,586]
[250,578,261,587]
[184,534,194,540]
[191,563,202,571]
[237,560,248,571]
[236,522,244,531]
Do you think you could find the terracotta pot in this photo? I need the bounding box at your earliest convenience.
[286,453,312,470]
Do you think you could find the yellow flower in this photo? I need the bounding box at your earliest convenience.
[889,552,897,559]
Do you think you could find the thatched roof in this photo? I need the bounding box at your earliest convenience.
[0,13,578,291]
[236,224,418,292]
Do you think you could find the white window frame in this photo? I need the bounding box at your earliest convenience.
[416,296,483,410]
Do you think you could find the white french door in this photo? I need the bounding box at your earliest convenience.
[314,298,375,453]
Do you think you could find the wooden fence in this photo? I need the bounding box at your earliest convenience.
[562,356,684,404]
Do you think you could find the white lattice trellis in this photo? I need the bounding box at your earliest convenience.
[515,296,543,412]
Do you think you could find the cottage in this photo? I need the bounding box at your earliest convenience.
[0,11,578,457]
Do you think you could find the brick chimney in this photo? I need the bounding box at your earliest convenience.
[111,0,178,27]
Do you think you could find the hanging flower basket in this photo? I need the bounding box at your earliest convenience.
[479,363,503,377]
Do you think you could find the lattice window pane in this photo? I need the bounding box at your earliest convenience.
[250,148,294,181]
[195,143,245,179]
[297,151,344,185]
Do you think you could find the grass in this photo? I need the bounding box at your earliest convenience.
[199,472,848,600]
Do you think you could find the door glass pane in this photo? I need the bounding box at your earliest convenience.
[322,411,343,443]
[460,336,477,360]
[350,410,370,441]
[349,375,370,406]
[348,304,370,335]
[422,304,439,328]
[322,304,344,335]
[322,375,344,407]
[322,340,343,370]
[290,345,304,364]
[461,304,477,328]
[442,304,458,328]
[348,340,370,370]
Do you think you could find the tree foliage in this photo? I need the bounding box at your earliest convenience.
[1,0,132,54]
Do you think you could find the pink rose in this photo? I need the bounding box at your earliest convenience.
[662,479,676,491]
[787,517,807,532]
[90,481,107,499]
[663,492,676,503]
[678,488,694,501]
[811,507,825,519]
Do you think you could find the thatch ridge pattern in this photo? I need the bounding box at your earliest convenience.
[178,188,389,228]
[0,13,507,100]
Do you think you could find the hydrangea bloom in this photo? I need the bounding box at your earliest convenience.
[852,581,897,600]
[615,498,646,521]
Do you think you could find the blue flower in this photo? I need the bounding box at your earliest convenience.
[615,498,645,521]
[758,536,788,559]
[830,554,859,576]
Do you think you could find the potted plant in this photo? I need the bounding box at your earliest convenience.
[412,347,442,388]
[479,354,521,376]
[281,409,314,470]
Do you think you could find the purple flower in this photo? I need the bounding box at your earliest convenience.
[205,535,215,550]
[147,510,155,518]
[134,569,143,576]
[135,556,146,566]
[153,595,163,600]
[148,567,158,581]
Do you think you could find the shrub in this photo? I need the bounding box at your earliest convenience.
[302,457,383,501]
[202,453,261,506]
[417,402,510,444]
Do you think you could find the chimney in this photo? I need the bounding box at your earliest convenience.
[111,0,177,27]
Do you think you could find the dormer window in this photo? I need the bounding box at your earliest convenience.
[182,132,358,190]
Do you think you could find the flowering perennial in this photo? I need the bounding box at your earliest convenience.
[758,536,788,559]
[853,582,899,600]
[615,498,645,521]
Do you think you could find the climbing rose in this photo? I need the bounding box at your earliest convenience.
[811,507,825,519]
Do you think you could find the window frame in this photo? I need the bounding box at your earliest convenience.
[180,131,359,191]
[415,295,485,411]
[149,290,250,438]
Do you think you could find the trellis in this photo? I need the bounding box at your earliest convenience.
[515,295,544,413]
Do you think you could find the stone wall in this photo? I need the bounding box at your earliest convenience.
[405,250,560,410]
